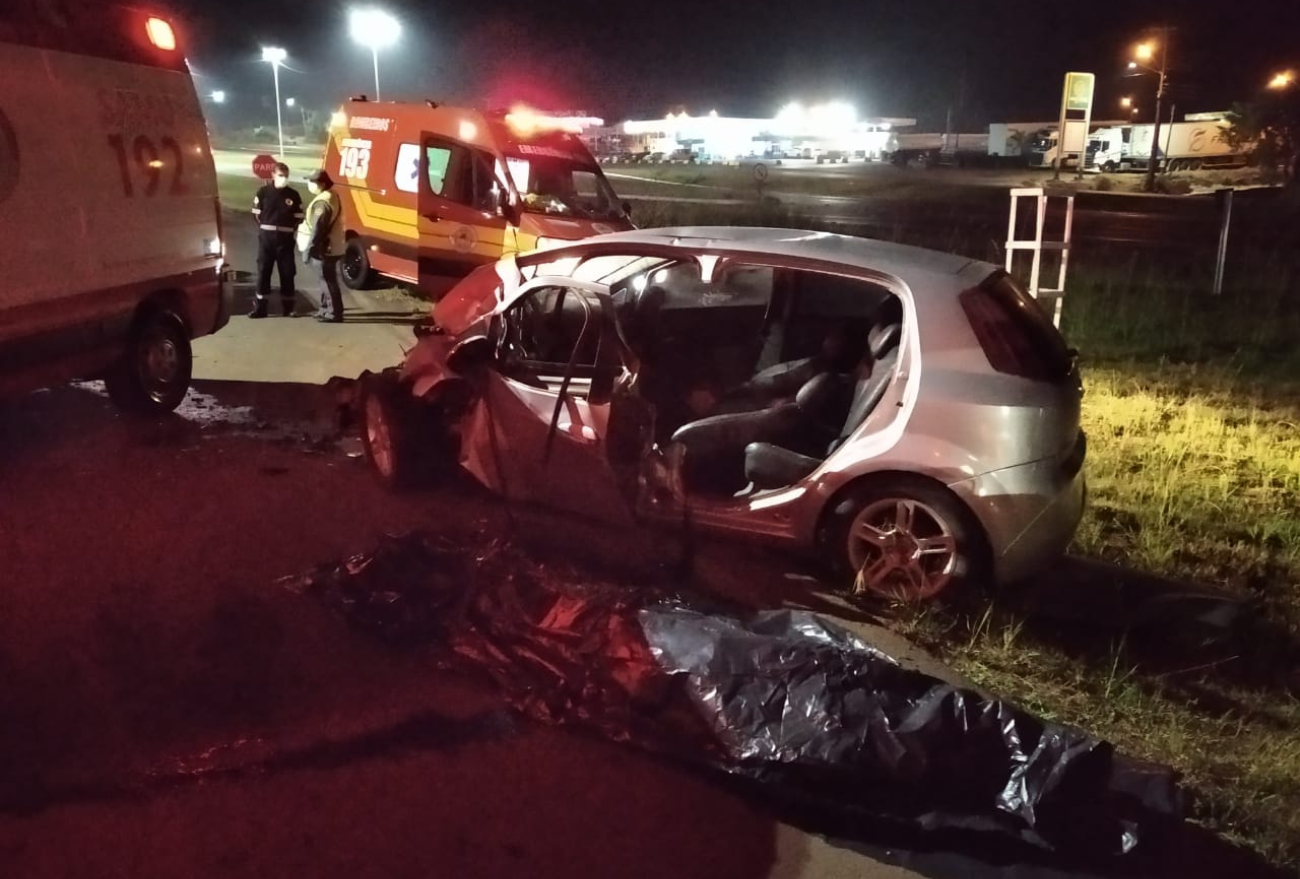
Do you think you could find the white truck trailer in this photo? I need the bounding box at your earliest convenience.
[1089,116,1250,173]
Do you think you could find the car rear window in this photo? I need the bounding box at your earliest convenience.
[959,272,1073,382]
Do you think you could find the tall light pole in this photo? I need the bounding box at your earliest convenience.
[1129,30,1170,193]
[349,8,400,101]
[262,47,287,159]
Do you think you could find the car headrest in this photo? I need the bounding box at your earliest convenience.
[795,371,842,411]
[868,323,901,358]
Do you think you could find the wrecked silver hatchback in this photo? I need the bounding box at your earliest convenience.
[360,228,1086,601]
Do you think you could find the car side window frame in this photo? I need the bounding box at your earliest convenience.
[495,277,624,400]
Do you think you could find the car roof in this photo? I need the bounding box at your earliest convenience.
[569,226,990,282]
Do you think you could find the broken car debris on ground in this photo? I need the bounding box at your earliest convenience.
[280,531,1183,858]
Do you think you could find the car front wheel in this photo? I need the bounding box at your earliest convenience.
[824,477,988,601]
[361,375,418,490]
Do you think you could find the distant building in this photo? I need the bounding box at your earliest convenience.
[578,111,918,162]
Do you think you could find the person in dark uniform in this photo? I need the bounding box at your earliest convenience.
[298,168,347,323]
[250,162,304,318]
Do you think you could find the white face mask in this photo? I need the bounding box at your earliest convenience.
[272,175,288,189]
[307,182,320,195]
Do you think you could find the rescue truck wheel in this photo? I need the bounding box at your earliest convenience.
[361,374,419,490]
[104,309,192,414]
[340,239,373,290]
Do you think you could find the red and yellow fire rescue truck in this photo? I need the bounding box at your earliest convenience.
[321,100,634,297]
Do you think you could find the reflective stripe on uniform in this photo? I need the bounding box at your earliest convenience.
[260,224,294,232]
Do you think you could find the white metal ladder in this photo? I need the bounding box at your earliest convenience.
[1005,188,1075,327]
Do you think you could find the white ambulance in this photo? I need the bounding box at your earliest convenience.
[0,0,229,413]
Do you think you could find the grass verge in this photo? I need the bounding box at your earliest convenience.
[913,353,1300,870]
[217,173,261,215]
[943,256,1300,871]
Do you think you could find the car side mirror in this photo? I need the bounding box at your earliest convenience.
[447,334,494,373]
[621,200,633,219]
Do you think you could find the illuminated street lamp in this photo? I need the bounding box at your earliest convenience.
[262,46,287,159]
[1128,30,1171,192]
[349,8,401,101]
[1269,70,1296,90]
[286,97,296,107]
[1120,96,1132,108]
[211,89,226,104]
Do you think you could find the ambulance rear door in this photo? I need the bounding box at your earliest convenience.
[415,130,513,297]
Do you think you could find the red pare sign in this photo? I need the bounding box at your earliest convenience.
[252,154,277,179]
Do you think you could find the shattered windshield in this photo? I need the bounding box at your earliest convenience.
[506,145,625,222]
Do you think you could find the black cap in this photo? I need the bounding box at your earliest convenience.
[306,168,334,186]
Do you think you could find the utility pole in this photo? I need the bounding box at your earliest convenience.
[1144,26,1171,193]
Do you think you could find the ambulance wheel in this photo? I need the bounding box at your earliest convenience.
[104,309,192,415]
[340,239,373,290]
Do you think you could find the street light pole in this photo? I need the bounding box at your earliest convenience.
[273,62,283,159]
[270,63,280,157]
[350,9,400,102]
[1144,28,1170,193]
[262,47,288,160]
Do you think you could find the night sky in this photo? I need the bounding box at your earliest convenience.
[170,0,1297,129]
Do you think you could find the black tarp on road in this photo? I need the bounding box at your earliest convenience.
[282,531,1182,857]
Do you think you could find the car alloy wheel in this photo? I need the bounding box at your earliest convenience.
[365,392,397,480]
[847,496,959,601]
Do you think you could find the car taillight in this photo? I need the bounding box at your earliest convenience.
[960,273,1074,383]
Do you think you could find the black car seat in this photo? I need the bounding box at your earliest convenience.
[742,321,902,490]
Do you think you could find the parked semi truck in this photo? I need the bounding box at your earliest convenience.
[1026,117,1140,171]
[891,122,1052,168]
[1088,117,1250,173]
[1027,129,1079,170]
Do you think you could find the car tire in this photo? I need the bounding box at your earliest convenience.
[821,476,990,602]
[1102,161,1118,173]
[340,238,373,291]
[104,309,192,414]
[360,374,422,491]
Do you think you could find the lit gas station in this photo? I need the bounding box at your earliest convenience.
[579,102,916,163]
